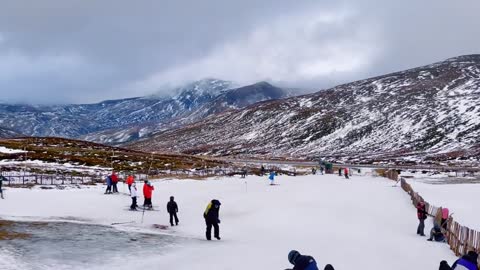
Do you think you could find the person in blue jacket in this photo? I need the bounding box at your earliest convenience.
[104,176,112,194]
[451,251,478,270]
[286,250,321,270]
[269,171,275,185]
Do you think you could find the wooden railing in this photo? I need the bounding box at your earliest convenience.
[397,176,480,268]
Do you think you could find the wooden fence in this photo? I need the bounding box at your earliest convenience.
[397,175,480,267]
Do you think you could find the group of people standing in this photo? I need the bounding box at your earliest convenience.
[105,172,223,240]
[416,201,478,270]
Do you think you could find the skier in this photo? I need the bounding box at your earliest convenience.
[203,199,221,240]
[0,174,5,199]
[344,168,349,179]
[427,224,445,242]
[286,250,320,270]
[126,174,134,193]
[269,171,276,185]
[111,172,119,193]
[130,182,138,210]
[167,196,179,226]
[104,175,112,194]
[416,201,428,236]
[451,251,478,270]
[311,168,316,175]
[143,180,154,209]
[338,168,342,176]
[319,166,324,175]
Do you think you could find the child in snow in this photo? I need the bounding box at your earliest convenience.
[286,250,322,270]
[143,180,154,209]
[204,199,221,240]
[344,168,349,179]
[416,201,428,236]
[167,196,179,226]
[269,171,276,185]
[451,251,478,270]
[130,182,138,210]
[111,171,119,193]
[105,175,112,194]
[427,224,445,242]
[126,174,134,193]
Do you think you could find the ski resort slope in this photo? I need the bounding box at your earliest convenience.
[0,174,458,269]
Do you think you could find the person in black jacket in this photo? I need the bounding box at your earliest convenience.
[203,199,221,240]
[439,260,451,270]
[167,196,179,226]
[0,174,5,199]
[286,250,320,270]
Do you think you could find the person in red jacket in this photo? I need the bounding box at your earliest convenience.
[344,168,349,179]
[111,172,119,193]
[143,180,154,209]
[417,201,428,236]
[126,175,134,194]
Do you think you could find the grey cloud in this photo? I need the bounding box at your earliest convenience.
[0,0,478,104]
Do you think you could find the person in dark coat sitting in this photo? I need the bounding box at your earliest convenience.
[427,224,445,242]
[286,250,321,270]
[204,199,221,240]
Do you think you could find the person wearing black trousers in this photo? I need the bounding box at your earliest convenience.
[167,196,179,226]
[203,199,221,240]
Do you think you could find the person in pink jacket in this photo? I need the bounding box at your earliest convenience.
[441,208,449,230]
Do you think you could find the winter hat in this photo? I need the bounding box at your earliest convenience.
[170,196,174,200]
[324,264,335,270]
[288,250,300,264]
[467,251,478,261]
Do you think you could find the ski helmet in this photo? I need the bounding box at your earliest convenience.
[288,250,300,264]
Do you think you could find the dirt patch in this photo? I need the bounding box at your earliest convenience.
[0,220,32,240]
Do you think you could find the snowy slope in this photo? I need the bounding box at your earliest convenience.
[82,81,291,144]
[129,55,480,162]
[0,79,234,138]
[0,174,458,270]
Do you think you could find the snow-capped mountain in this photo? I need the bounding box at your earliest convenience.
[0,79,292,143]
[82,81,291,144]
[128,55,480,162]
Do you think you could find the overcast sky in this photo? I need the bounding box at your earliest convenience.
[0,0,479,104]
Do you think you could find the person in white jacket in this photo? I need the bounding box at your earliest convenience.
[130,182,138,210]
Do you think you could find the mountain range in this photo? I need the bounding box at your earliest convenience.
[0,79,292,143]
[127,55,480,162]
[1,55,479,163]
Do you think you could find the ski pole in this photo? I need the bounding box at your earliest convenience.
[141,203,146,224]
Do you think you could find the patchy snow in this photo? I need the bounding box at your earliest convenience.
[0,147,27,154]
[0,174,459,270]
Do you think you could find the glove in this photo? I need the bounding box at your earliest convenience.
[217,219,221,224]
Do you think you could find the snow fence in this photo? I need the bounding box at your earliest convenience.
[398,176,480,268]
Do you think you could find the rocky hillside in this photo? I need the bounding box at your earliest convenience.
[0,79,291,143]
[128,55,480,162]
[82,81,290,144]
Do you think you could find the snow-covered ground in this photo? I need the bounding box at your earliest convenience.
[407,178,480,231]
[0,174,459,269]
[0,146,26,154]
